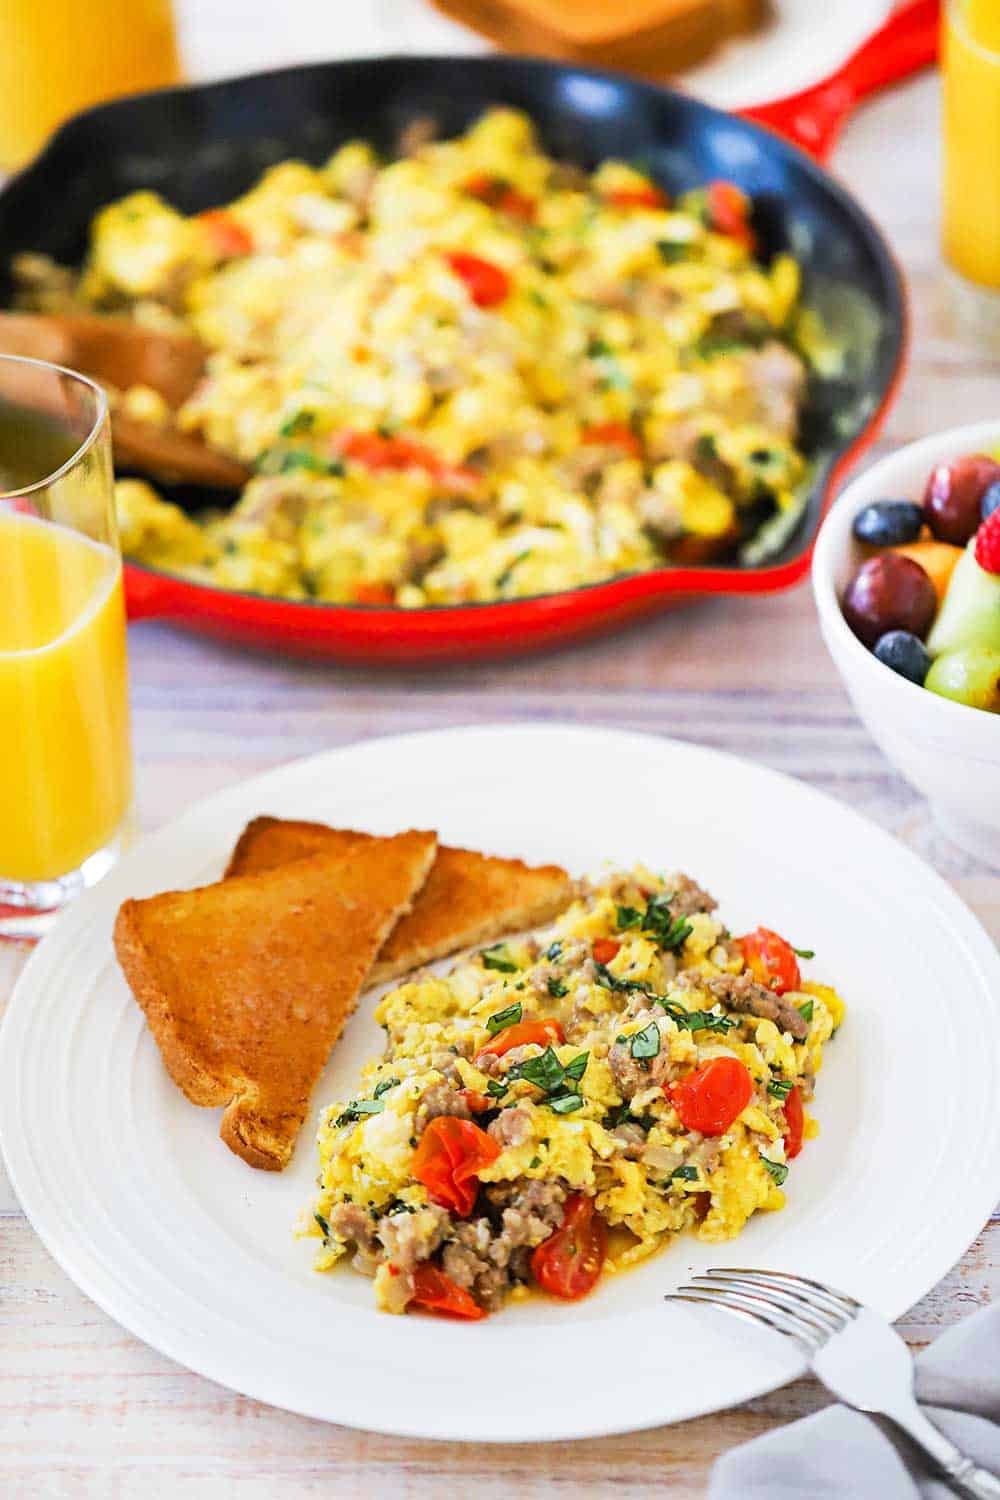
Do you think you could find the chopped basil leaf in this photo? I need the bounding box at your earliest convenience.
[495,549,532,591]
[529,1154,542,1168]
[334,1097,385,1127]
[547,1092,584,1114]
[669,1165,699,1183]
[486,1079,508,1099]
[615,892,693,952]
[314,1212,331,1237]
[279,410,315,438]
[564,1051,590,1083]
[656,239,689,264]
[761,1157,789,1186]
[486,1001,523,1035]
[644,894,694,952]
[629,1022,660,1060]
[262,447,345,476]
[545,941,563,961]
[694,433,719,463]
[373,1076,399,1098]
[767,1078,793,1101]
[481,943,519,974]
[594,962,651,995]
[508,1045,566,1094]
[792,945,815,959]
[695,333,752,359]
[659,999,736,1035]
[797,1000,814,1023]
[547,976,569,999]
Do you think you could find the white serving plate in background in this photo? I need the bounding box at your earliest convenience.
[176,0,894,111]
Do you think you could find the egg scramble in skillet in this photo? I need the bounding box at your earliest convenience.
[16,110,822,606]
[309,867,843,1318]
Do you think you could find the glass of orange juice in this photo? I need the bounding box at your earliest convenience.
[0,357,133,939]
[0,0,181,171]
[942,0,1000,335]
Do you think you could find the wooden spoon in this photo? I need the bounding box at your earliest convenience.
[0,311,250,488]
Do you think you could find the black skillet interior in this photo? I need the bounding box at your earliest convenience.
[0,54,905,570]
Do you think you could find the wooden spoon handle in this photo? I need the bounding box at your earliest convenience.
[111,414,251,489]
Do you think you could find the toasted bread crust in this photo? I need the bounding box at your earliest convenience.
[114,830,436,1170]
[226,817,574,984]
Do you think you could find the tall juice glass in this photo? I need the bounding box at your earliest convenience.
[0,0,181,171]
[942,0,1000,332]
[0,357,133,939]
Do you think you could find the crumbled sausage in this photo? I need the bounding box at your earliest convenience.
[328,1203,381,1273]
[488,1106,533,1149]
[441,1179,568,1309]
[414,1081,472,1136]
[376,1204,450,1271]
[608,1019,674,1100]
[664,874,718,918]
[678,969,809,1041]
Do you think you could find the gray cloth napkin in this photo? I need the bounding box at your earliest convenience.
[710,1301,1000,1498]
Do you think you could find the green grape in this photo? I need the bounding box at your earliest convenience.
[925,645,1000,712]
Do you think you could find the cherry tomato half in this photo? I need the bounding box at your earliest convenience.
[351,581,395,605]
[580,423,642,458]
[531,1193,607,1300]
[737,928,801,996]
[592,937,621,965]
[332,430,480,496]
[783,1085,804,1161]
[707,181,755,251]
[463,174,536,222]
[410,1263,486,1320]
[197,209,254,258]
[411,1117,500,1216]
[604,185,669,211]
[444,251,511,308]
[475,1017,564,1064]
[668,1056,753,1136]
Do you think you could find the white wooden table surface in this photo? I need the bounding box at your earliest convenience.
[3,64,1000,1500]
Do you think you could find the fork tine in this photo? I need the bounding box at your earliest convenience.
[704,1267,861,1318]
[665,1286,823,1352]
[687,1274,848,1336]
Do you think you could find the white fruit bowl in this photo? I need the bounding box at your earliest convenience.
[812,421,1000,867]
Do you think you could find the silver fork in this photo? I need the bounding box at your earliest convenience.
[666,1268,1000,1499]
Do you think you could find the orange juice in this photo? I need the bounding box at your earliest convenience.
[0,0,181,170]
[943,0,1000,288]
[0,513,132,883]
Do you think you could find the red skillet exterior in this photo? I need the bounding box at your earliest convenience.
[0,40,928,662]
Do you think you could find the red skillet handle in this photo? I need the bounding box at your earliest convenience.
[742,0,940,162]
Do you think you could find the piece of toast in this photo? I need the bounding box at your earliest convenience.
[113,829,437,1171]
[430,0,766,72]
[226,816,575,986]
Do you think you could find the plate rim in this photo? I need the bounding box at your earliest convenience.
[3,721,999,1442]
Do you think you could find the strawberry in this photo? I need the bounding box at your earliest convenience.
[974,507,1000,574]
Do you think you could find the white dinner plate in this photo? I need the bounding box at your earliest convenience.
[2,724,999,1443]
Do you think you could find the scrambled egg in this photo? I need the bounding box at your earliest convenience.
[309,868,843,1317]
[18,110,816,605]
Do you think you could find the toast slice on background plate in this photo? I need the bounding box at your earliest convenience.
[226,816,575,985]
[113,829,437,1171]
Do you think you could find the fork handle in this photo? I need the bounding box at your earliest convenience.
[884,1398,1000,1498]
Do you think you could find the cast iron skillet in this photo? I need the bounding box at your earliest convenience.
[0,52,912,662]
